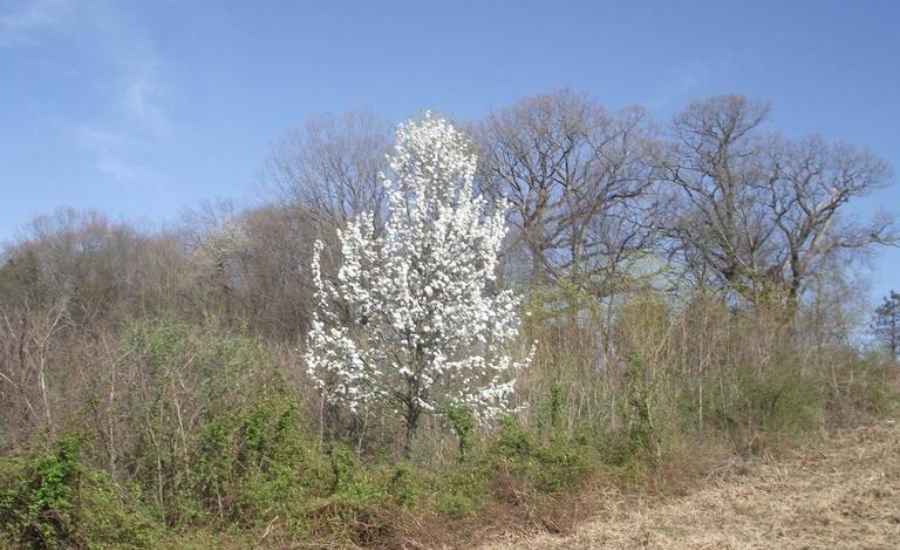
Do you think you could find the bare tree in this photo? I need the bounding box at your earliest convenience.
[233,205,316,339]
[763,136,894,305]
[661,95,772,296]
[662,94,895,310]
[263,110,391,236]
[475,89,660,300]
[0,209,155,324]
[0,297,70,439]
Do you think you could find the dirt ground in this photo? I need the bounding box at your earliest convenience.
[483,420,900,549]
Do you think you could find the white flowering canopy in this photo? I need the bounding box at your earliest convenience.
[305,113,530,423]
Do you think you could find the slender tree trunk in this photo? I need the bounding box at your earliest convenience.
[402,409,420,459]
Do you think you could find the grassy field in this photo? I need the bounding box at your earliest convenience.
[484,417,900,549]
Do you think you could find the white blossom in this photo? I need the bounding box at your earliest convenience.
[305,113,531,437]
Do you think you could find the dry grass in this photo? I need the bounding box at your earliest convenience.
[483,419,900,549]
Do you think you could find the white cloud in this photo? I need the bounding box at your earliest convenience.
[0,0,74,46]
[3,0,171,180]
[125,76,168,136]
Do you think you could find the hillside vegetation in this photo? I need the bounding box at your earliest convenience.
[0,91,897,548]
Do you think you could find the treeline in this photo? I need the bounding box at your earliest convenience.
[0,91,897,548]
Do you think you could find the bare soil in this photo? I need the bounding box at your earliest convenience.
[483,420,900,549]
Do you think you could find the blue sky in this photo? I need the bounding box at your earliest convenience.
[1,0,898,303]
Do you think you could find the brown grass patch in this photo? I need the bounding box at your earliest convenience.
[482,419,900,549]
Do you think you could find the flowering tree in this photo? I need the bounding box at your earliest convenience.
[305,113,530,455]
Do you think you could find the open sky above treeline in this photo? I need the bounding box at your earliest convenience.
[1,0,898,303]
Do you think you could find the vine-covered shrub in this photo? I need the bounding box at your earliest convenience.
[0,435,152,549]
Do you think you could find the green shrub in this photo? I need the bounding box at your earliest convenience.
[447,405,476,458]
[0,436,81,549]
[699,368,823,453]
[491,416,590,494]
[0,435,153,549]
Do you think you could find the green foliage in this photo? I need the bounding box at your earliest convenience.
[124,316,190,369]
[76,471,156,548]
[0,436,81,549]
[492,416,590,493]
[496,416,535,458]
[0,435,153,549]
[118,316,315,526]
[696,368,823,453]
[189,395,329,527]
[532,380,565,437]
[734,370,821,437]
[823,352,897,421]
[431,454,491,518]
[547,380,563,431]
[447,405,476,458]
[602,353,664,465]
[387,464,417,508]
